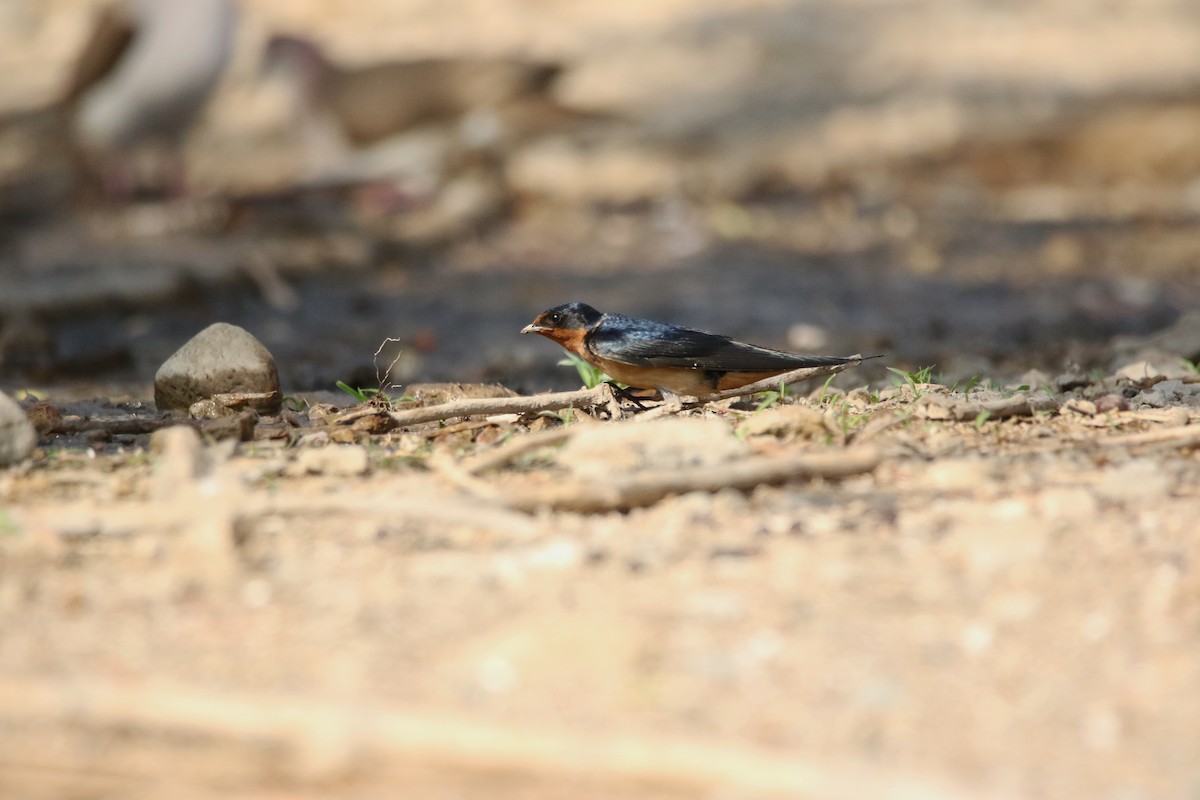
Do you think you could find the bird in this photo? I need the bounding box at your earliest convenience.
[522,302,870,402]
[254,35,591,234]
[64,0,240,196]
[259,34,569,150]
[0,0,238,210]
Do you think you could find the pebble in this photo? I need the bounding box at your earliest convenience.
[154,322,281,414]
[1132,379,1200,409]
[1113,360,1164,381]
[0,390,37,466]
[1060,399,1098,416]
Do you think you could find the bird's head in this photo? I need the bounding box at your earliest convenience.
[521,302,602,341]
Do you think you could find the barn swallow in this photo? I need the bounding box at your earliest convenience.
[521,302,869,399]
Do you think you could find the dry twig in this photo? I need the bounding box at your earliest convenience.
[458,427,573,475]
[332,385,613,428]
[499,447,882,513]
[1094,423,1200,449]
[334,361,864,430]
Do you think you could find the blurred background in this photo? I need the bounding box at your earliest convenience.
[2,0,1200,395]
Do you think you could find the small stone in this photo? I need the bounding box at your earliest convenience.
[155,323,281,414]
[190,391,278,419]
[198,409,258,441]
[1094,394,1129,414]
[1132,379,1185,408]
[189,398,227,419]
[292,445,370,476]
[0,390,38,466]
[1060,399,1098,416]
[1113,360,1163,381]
[306,404,340,422]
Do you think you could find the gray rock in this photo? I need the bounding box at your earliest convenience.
[155,323,281,413]
[0,390,37,466]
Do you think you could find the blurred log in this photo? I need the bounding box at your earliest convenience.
[0,677,985,800]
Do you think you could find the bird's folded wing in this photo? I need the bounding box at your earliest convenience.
[588,316,855,371]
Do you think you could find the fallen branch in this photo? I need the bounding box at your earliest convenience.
[331,362,862,430]
[332,385,613,429]
[458,427,573,475]
[500,447,882,513]
[1094,423,1200,449]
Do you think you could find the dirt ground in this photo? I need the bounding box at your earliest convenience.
[3,1,1200,799]
[2,367,1200,800]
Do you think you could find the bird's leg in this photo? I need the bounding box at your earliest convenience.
[605,382,651,410]
[657,387,686,414]
[598,382,624,421]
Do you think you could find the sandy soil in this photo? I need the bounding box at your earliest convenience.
[2,361,1200,800]
[2,2,1200,799]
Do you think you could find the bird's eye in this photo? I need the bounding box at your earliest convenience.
[549,312,562,324]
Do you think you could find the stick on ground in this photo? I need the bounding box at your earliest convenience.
[500,447,882,513]
[332,385,614,428]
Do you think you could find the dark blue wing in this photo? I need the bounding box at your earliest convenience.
[587,313,855,371]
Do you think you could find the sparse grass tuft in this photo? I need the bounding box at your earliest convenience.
[818,373,839,403]
[335,381,411,406]
[558,353,611,389]
[948,373,983,394]
[753,380,792,412]
[336,381,382,403]
[887,365,936,398]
